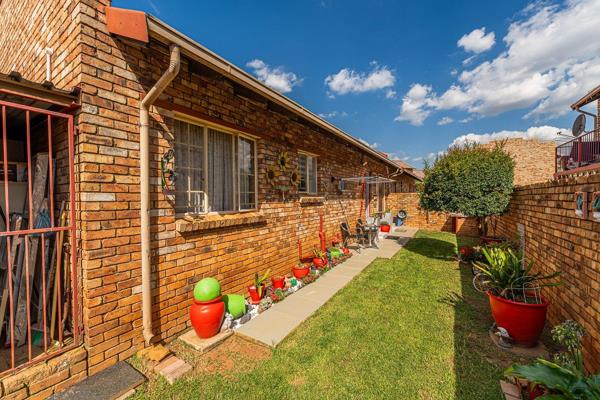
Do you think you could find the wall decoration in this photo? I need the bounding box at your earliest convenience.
[266,165,280,187]
[277,151,289,171]
[575,191,587,218]
[160,148,175,192]
[290,168,301,188]
[592,192,600,221]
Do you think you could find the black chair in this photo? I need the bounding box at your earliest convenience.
[340,222,363,252]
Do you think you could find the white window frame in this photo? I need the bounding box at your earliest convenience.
[298,151,318,194]
[174,114,258,216]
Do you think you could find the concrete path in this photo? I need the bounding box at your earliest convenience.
[236,227,418,347]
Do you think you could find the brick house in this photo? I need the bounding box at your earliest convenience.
[0,1,418,396]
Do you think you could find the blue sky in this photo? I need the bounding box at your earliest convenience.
[115,0,600,168]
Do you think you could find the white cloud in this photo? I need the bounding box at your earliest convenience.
[385,89,397,99]
[358,138,379,149]
[246,59,301,93]
[394,84,437,126]
[318,111,348,119]
[325,63,395,96]
[449,125,570,147]
[437,116,454,126]
[457,27,496,54]
[397,0,600,124]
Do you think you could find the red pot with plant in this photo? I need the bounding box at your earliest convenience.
[292,263,310,279]
[474,247,559,347]
[248,269,270,304]
[312,249,327,269]
[488,292,548,347]
[380,222,391,232]
[190,296,225,338]
[271,275,285,290]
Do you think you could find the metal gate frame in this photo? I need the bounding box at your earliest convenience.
[0,98,79,375]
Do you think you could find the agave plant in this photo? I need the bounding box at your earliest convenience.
[505,359,600,399]
[473,247,559,301]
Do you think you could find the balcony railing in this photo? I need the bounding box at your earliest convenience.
[555,129,600,173]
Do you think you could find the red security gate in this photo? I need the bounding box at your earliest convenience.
[0,97,79,375]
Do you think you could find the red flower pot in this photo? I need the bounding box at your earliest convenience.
[190,296,225,339]
[271,276,285,290]
[248,285,263,303]
[342,247,350,255]
[313,257,326,269]
[292,266,310,279]
[380,224,391,232]
[488,292,548,347]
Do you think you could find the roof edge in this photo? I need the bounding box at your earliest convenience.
[571,84,600,109]
[134,13,402,171]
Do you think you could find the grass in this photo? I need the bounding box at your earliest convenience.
[132,231,531,399]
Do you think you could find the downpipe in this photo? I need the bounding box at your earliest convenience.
[140,44,180,345]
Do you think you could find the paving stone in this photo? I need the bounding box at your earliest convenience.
[137,344,170,362]
[179,329,233,354]
[50,362,144,400]
[500,380,522,399]
[154,356,192,384]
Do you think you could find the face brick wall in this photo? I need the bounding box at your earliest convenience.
[489,172,600,372]
[481,138,555,187]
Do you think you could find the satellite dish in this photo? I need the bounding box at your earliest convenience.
[572,114,586,137]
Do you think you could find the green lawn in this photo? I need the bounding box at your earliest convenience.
[133,231,529,399]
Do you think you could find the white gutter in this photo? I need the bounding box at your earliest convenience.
[140,44,181,345]
[145,15,399,171]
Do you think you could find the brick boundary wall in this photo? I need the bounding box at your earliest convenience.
[386,192,480,236]
[489,171,600,372]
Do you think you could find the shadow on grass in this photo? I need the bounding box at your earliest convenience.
[401,235,458,261]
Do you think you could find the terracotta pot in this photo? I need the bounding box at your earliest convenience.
[271,276,285,290]
[380,224,391,232]
[488,292,548,347]
[313,257,326,269]
[292,266,310,279]
[248,285,264,303]
[190,296,225,339]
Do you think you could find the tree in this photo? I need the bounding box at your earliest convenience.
[419,142,514,224]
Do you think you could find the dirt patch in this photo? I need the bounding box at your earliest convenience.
[169,334,272,378]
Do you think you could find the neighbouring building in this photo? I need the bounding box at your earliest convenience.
[0,1,420,396]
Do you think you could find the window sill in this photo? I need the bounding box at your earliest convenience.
[176,212,266,233]
[299,196,325,205]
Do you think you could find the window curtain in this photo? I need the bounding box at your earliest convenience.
[208,128,233,211]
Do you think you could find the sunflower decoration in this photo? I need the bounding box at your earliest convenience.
[266,165,280,187]
[290,168,301,188]
[277,151,289,172]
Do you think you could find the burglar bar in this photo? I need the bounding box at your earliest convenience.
[0,98,79,376]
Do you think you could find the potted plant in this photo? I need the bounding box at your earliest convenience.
[379,220,391,233]
[248,269,270,304]
[271,275,285,290]
[473,247,560,347]
[312,248,327,269]
[292,263,310,279]
[505,321,596,399]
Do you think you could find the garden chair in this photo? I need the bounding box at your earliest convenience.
[340,222,363,252]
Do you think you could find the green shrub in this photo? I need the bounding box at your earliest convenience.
[419,142,515,218]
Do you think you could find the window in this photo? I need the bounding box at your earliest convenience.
[174,118,257,214]
[298,152,317,194]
